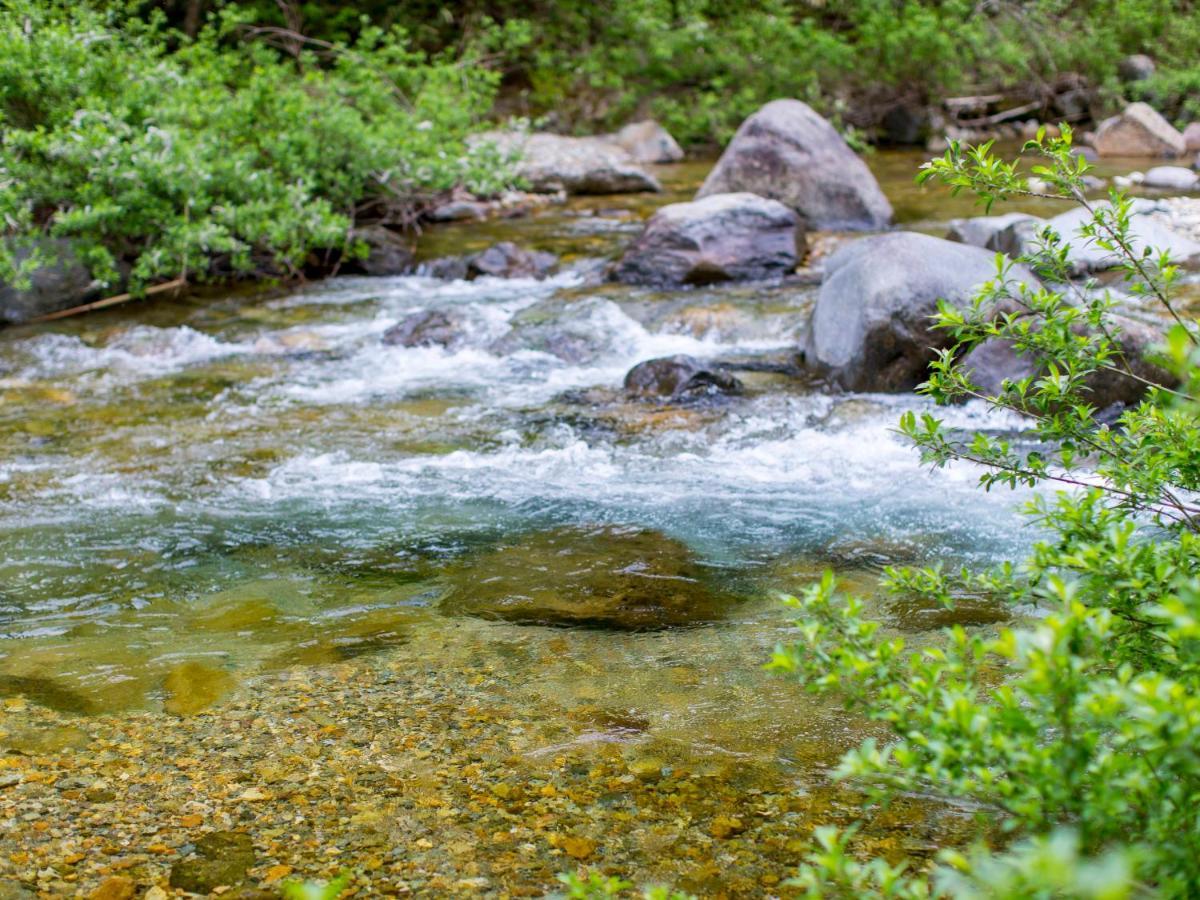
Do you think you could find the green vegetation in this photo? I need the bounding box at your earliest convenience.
[770,134,1200,897]
[159,1,1200,144]
[0,0,510,294]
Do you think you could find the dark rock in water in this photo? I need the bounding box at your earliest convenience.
[440,525,726,629]
[469,242,557,279]
[419,243,557,281]
[169,831,256,894]
[880,103,929,146]
[421,256,471,280]
[804,232,1041,392]
[960,313,1176,410]
[0,239,98,326]
[345,225,413,276]
[888,597,1009,631]
[696,99,893,230]
[612,193,803,287]
[0,674,95,715]
[382,310,464,348]
[623,355,744,403]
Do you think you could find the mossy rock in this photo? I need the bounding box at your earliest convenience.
[162,662,237,716]
[169,831,255,894]
[440,524,727,629]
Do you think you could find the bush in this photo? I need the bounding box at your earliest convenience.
[0,0,512,293]
[770,133,1200,897]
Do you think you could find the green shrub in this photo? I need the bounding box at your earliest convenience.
[0,0,512,293]
[770,133,1200,896]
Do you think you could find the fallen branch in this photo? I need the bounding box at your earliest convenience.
[30,277,188,323]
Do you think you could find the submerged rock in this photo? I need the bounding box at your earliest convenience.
[382,309,464,348]
[960,314,1176,411]
[440,525,726,629]
[696,99,893,230]
[803,232,1040,392]
[608,120,684,164]
[1094,102,1186,158]
[169,831,256,894]
[477,132,661,194]
[612,192,803,286]
[623,354,744,403]
[162,661,237,716]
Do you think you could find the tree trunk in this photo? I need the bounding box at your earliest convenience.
[183,0,205,38]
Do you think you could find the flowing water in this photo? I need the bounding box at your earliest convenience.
[0,152,1184,896]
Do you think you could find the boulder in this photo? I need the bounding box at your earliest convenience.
[1141,166,1199,191]
[468,241,557,279]
[1117,54,1156,83]
[1184,122,1200,153]
[478,131,661,194]
[345,225,413,276]
[1094,103,1186,158]
[0,239,97,326]
[623,354,743,403]
[696,99,893,230]
[439,525,726,629]
[382,309,464,348]
[609,120,684,163]
[612,192,803,286]
[1031,200,1200,272]
[803,232,1040,392]
[960,314,1175,410]
[946,212,1043,258]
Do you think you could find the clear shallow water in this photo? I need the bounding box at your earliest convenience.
[0,155,1046,717]
[0,155,1066,897]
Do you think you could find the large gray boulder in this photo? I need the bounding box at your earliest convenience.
[608,120,684,163]
[804,232,1039,392]
[960,314,1175,410]
[696,99,893,230]
[1094,103,1186,158]
[612,192,803,286]
[0,240,97,326]
[478,131,661,194]
[1031,200,1200,272]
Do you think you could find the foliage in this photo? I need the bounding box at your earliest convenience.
[769,133,1200,896]
[555,871,696,900]
[151,1,1200,145]
[0,0,512,293]
[280,871,350,900]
